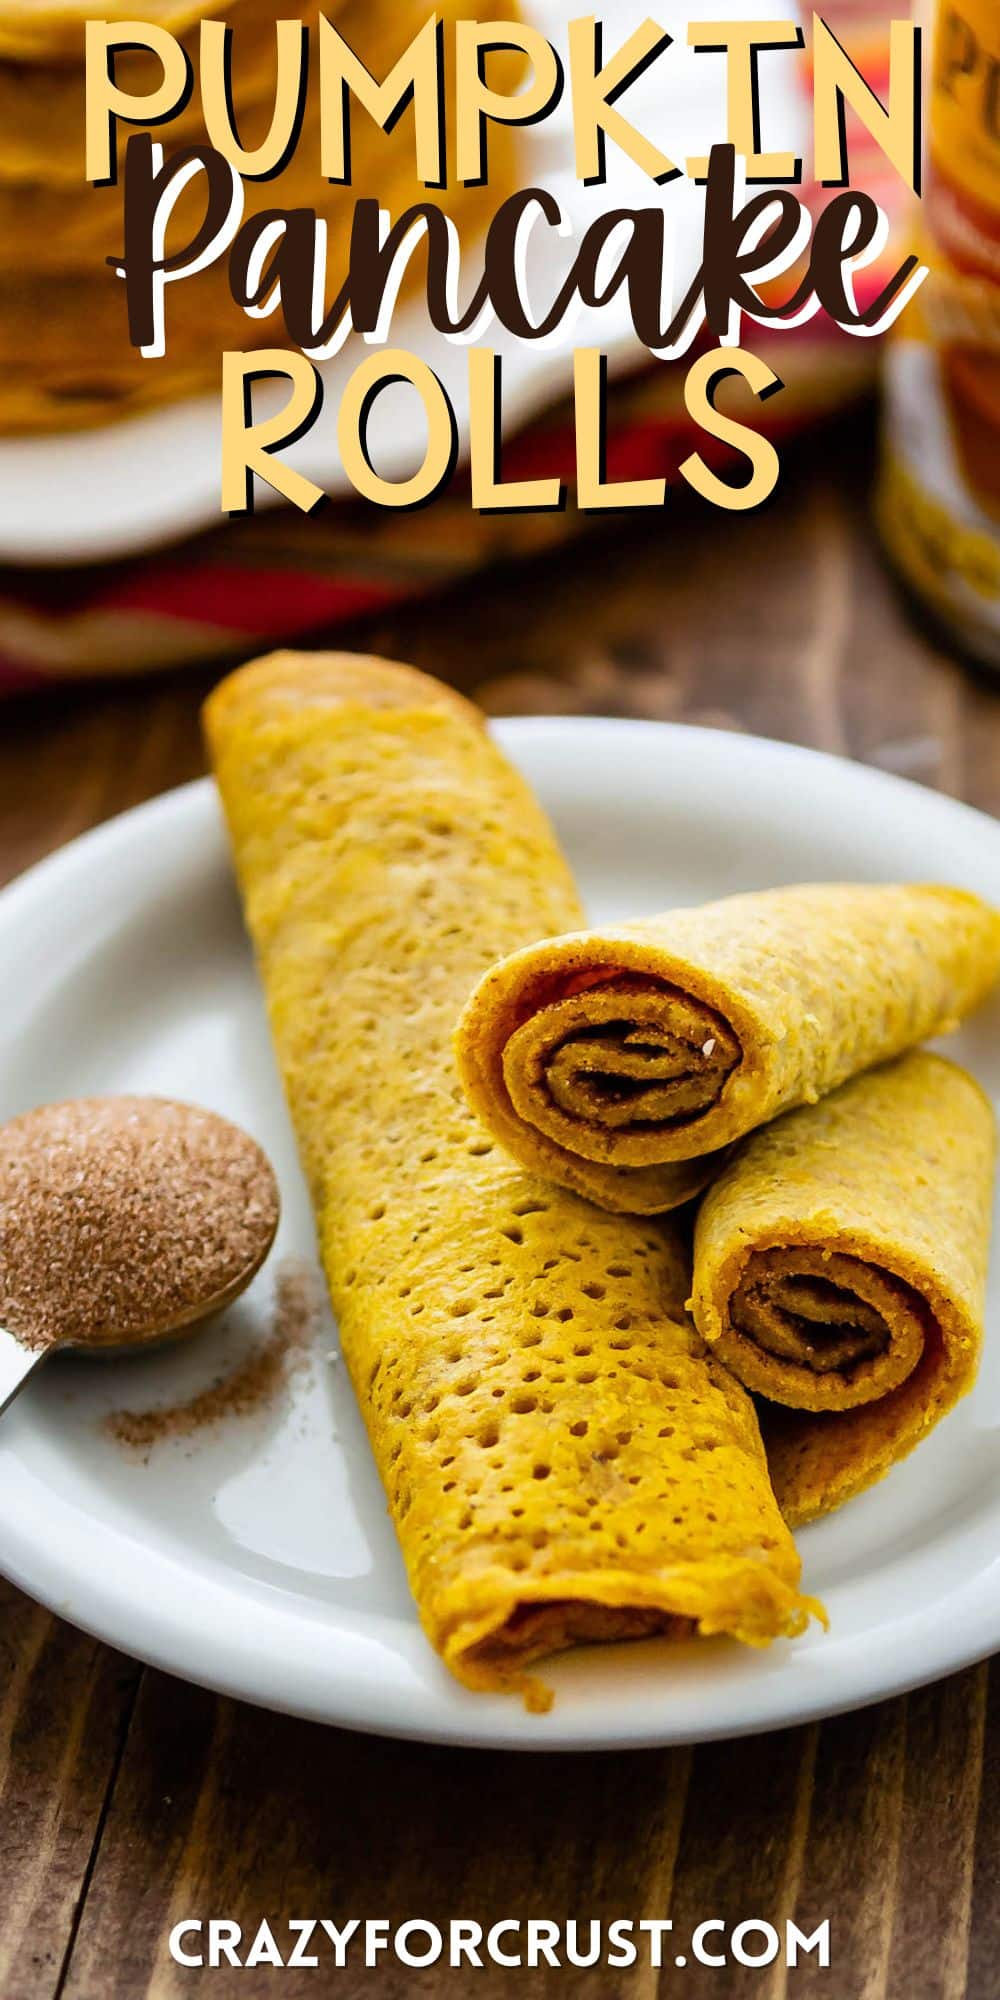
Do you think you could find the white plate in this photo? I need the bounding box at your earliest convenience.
[0,0,803,565]
[1,718,998,1750]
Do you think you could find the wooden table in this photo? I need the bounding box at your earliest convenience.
[3,425,999,2000]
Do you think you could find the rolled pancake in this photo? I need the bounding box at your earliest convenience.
[0,0,327,187]
[0,0,222,61]
[456,884,1000,1214]
[0,86,451,273]
[0,171,505,432]
[691,1052,996,1525]
[205,651,816,1706]
[0,0,522,430]
[0,0,506,254]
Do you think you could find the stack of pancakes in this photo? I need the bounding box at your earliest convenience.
[0,0,519,432]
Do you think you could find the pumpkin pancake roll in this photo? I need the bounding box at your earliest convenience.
[205,652,817,1706]
[691,1052,996,1525]
[456,885,1000,1214]
[0,0,522,431]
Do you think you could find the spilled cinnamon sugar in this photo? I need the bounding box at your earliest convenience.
[106,1258,323,1450]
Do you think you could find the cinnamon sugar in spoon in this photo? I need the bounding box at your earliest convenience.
[0,1097,280,1415]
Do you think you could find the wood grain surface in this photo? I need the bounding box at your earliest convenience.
[1,428,998,2000]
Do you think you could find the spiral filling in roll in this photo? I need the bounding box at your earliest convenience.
[691,1053,995,1525]
[506,978,742,1144]
[724,1249,929,1409]
[457,885,1000,1216]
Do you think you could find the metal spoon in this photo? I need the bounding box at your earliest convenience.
[0,1096,280,1416]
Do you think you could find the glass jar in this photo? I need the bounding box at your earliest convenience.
[879,0,1000,668]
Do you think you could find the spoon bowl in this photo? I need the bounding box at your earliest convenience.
[0,1095,280,1415]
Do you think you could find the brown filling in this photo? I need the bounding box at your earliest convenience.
[512,976,741,1137]
[730,1248,927,1403]
[469,1599,691,1671]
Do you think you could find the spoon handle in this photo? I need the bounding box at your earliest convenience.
[0,1327,46,1416]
